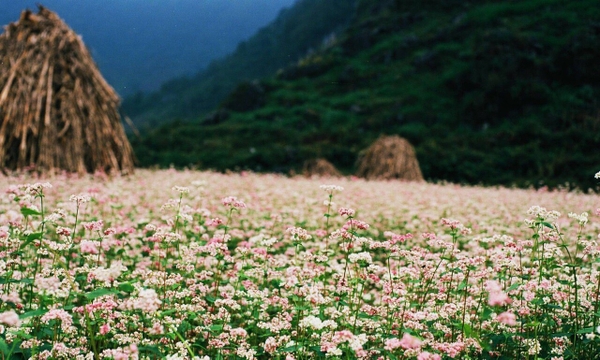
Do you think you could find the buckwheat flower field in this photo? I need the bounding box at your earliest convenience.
[1,169,600,359]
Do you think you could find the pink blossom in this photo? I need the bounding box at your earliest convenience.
[418,352,442,360]
[488,291,511,306]
[338,207,355,217]
[263,337,278,354]
[222,196,246,208]
[206,218,224,227]
[56,226,72,237]
[133,289,161,313]
[287,226,312,241]
[0,310,20,327]
[69,193,91,205]
[385,231,413,244]
[398,333,423,350]
[80,240,99,254]
[496,311,517,326]
[485,280,511,306]
[384,338,402,351]
[315,229,327,237]
[343,219,369,230]
[41,309,73,331]
[99,323,111,335]
[83,220,104,232]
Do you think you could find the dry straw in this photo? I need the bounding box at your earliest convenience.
[0,6,134,175]
[302,158,342,178]
[356,135,423,181]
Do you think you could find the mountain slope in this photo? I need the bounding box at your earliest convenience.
[133,0,600,189]
[122,0,357,129]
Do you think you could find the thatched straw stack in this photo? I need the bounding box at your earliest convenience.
[356,135,423,181]
[302,158,341,178]
[0,6,134,175]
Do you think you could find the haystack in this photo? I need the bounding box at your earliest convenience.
[302,158,341,178]
[0,6,134,175]
[356,135,423,181]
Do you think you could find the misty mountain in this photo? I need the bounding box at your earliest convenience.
[121,0,358,129]
[1,0,296,96]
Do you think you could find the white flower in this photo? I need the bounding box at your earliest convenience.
[568,212,588,225]
[300,315,325,330]
[320,185,344,192]
[348,252,373,264]
[172,186,190,194]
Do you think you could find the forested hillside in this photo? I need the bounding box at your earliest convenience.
[122,0,357,129]
[132,0,600,190]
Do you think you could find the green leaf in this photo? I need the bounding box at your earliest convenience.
[279,345,300,353]
[138,345,162,356]
[85,288,116,300]
[506,283,520,292]
[118,283,135,293]
[577,327,595,334]
[209,324,224,332]
[20,207,41,216]
[357,312,371,319]
[20,308,48,319]
[177,321,191,334]
[269,279,282,289]
[20,232,43,249]
[0,337,9,356]
[542,221,554,229]
[463,323,473,337]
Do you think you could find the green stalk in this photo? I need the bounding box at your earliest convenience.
[323,192,333,251]
[461,268,471,339]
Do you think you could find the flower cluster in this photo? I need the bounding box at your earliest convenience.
[0,170,596,360]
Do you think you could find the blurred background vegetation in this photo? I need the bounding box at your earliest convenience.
[125,0,600,190]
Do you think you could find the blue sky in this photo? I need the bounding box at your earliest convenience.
[1,0,297,95]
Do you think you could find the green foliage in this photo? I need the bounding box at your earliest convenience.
[133,0,600,189]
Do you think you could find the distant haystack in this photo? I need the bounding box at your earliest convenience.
[0,6,134,174]
[302,158,341,178]
[356,135,423,181]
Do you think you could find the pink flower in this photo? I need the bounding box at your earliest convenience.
[485,280,511,306]
[264,337,278,354]
[287,226,312,241]
[398,333,423,350]
[343,219,369,230]
[206,218,224,227]
[488,291,511,306]
[315,229,327,237]
[99,323,111,335]
[133,289,161,313]
[384,338,402,351]
[222,196,246,208]
[80,240,99,254]
[384,231,413,244]
[496,311,517,326]
[56,226,72,237]
[41,309,73,331]
[338,207,355,217]
[83,220,104,232]
[386,333,423,351]
[418,352,442,360]
[0,310,20,327]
